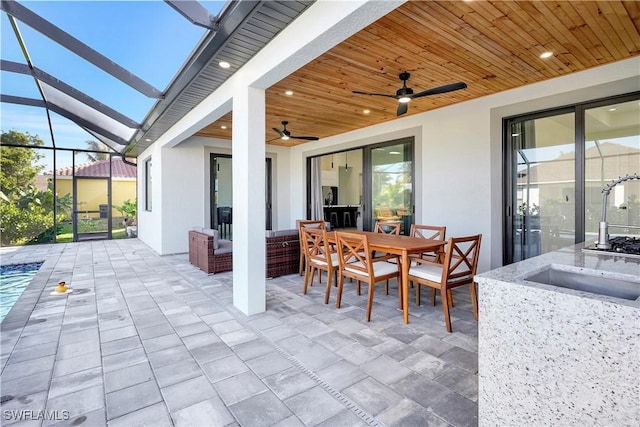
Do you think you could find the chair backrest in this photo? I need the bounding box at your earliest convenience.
[298,219,326,240]
[374,220,401,235]
[410,224,446,241]
[441,234,482,285]
[335,231,373,278]
[302,227,333,267]
[396,206,410,216]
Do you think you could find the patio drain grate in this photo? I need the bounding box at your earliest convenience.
[173,266,385,426]
[223,304,385,427]
[269,341,383,427]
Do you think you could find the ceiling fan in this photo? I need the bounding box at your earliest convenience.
[352,72,467,116]
[270,121,319,142]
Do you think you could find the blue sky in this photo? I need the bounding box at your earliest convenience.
[1,0,224,162]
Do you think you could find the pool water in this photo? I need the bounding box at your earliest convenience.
[0,262,43,322]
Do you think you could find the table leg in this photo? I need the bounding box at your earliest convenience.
[402,251,409,324]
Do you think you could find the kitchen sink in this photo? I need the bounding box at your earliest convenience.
[524,266,640,301]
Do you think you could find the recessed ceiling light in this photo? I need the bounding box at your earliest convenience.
[285,90,293,96]
[512,133,520,137]
[540,51,553,59]
[363,109,370,114]
[144,138,152,142]
[389,151,401,155]
[221,125,227,129]
[608,108,617,112]
[219,61,231,69]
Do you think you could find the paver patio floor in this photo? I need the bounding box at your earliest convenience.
[1,239,478,426]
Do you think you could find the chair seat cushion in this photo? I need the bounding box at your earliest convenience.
[215,239,233,254]
[409,263,471,283]
[408,264,442,282]
[345,260,398,278]
[312,252,340,267]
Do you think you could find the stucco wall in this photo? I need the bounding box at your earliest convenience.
[289,57,640,273]
[137,57,638,261]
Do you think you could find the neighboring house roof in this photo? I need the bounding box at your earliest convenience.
[44,157,136,179]
[518,142,640,185]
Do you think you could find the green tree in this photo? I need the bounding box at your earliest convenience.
[85,140,110,162]
[0,131,65,245]
[0,131,45,199]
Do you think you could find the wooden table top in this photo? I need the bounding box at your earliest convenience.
[328,230,444,253]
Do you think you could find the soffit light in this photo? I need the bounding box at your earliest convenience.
[540,51,553,59]
[363,109,370,114]
[389,151,401,155]
[145,138,152,142]
[219,61,231,69]
[285,90,293,96]
[221,125,227,129]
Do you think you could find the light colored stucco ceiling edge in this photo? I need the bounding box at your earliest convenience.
[142,0,402,154]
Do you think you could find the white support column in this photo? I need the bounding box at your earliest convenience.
[232,83,266,315]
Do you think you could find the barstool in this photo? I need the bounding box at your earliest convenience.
[343,211,352,228]
[329,211,339,228]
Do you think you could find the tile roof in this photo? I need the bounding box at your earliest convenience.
[45,157,136,179]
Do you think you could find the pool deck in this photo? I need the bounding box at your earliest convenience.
[0,239,478,427]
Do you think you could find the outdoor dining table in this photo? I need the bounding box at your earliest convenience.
[327,230,446,324]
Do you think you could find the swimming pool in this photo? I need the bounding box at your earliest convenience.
[0,262,43,322]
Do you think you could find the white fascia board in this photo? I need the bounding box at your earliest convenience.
[156,0,405,149]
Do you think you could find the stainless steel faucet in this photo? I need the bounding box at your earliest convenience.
[596,173,640,249]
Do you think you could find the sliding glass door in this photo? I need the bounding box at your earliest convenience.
[584,99,640,240]
[365,139,414,234]
[308,137,414,234]
[506,111,576,262]
[505,93,640,264]
[210,154,273,238]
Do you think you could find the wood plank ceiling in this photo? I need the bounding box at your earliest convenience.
[195,0,640,147]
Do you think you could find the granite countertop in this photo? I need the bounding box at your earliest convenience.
[476,241,640,308]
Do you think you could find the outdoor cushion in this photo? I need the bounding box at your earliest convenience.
[345,260,398,278]
[266,229,298,238]
[408,263,470,283]
[201,228,220,249]
[215,239,233,254]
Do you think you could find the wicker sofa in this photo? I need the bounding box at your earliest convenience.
[188,227,300,277]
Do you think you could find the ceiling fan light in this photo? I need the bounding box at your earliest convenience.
[398,96,411,103]
[281,135,290,140]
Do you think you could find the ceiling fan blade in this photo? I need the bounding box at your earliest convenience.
[397,102,408,116]
[291,135,319,141]
[272,127,285,137]
[352,90,396,98]
[412,82,467,99]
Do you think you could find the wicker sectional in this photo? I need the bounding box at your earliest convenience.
[188,229,300,277]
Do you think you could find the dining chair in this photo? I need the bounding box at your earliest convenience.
[374,220,401,235]
[374,206,401,222]
[297,220,326,276]
[409,224,447,303]
[373,220,402,294]
[301,227,338,304]
[408,234,482,332]
[334,231,401,321]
